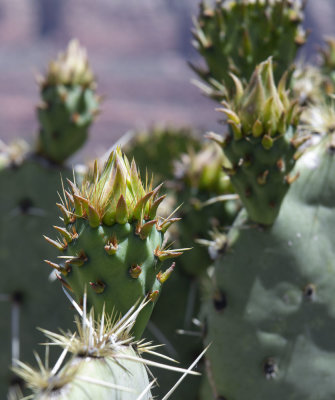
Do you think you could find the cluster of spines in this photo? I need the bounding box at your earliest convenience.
[44,149,187,296]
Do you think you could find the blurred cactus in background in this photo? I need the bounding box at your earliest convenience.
[0,40,99,397]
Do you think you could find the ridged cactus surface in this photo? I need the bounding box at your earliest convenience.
[201,133,335,399]
[45,148,184,339]
[209,58,303,225]
[191,0,306,99]
[37,40,100,164]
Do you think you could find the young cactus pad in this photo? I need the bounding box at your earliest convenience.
[14,298,202,399]
[37,39,100,164]
[45,148,185,339]
[191,0,306,99]
[209,58,304,225]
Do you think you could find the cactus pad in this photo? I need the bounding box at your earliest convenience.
[209,58,303,225]
[45,148,185,338]
[191,0,306,99]
[37,40,100,164]
[201,132,335,399]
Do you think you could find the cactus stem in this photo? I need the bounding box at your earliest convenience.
[157,262,176,284]
[90,280,106,294]
[44,235,67,251]
[129,265,142,279]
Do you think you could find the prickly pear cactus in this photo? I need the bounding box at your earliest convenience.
[201,121,335,399]
[36,39,100,164]
[14,302,153,400]
[0,40,97,397]
[0,152,78,396]
[319,37,335,94]
[191,0,306,99]
[14,298,201,399]
[45,148,185,339]
[208,58,304,225]
[124,125,202,184]
[173,142,237,276]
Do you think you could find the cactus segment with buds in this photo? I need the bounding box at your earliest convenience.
[124,126,203,184]
[14,299,203,400]
[173,142,237,275]
[45,148,186,339]
[208,58,303,225]
[191,0,306,100]
[201,126,335,400]
[37,39,100,164]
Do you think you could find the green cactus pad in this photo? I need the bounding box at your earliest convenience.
[124,125,203,184]
[0,154,77,396]
[201,134,335,399]
[191,0,306,99]
[37,40,100,164]
[45,148,185,338]
[209,58,303,225]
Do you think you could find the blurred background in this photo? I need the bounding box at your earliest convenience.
[0,0,334,164]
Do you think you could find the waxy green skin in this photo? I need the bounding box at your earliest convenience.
[37,84,99,164]
[223,126,296,225]
[62,220,164,339]
[201,138,335,399]
[0,157,76,396]
[192,0,305,99]
[32,347,152,400]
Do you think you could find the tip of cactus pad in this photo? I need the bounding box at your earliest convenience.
[45,147,186,338]
[13,294,205,399]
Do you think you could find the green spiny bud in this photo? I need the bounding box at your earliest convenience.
[37,40,100,164]
[45,148,185,338]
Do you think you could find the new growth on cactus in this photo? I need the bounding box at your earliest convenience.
[45,148,187,339]
[37,39,100,164]
[208,58,305,225]
[14,297,203,400]
[191,0,306,100]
